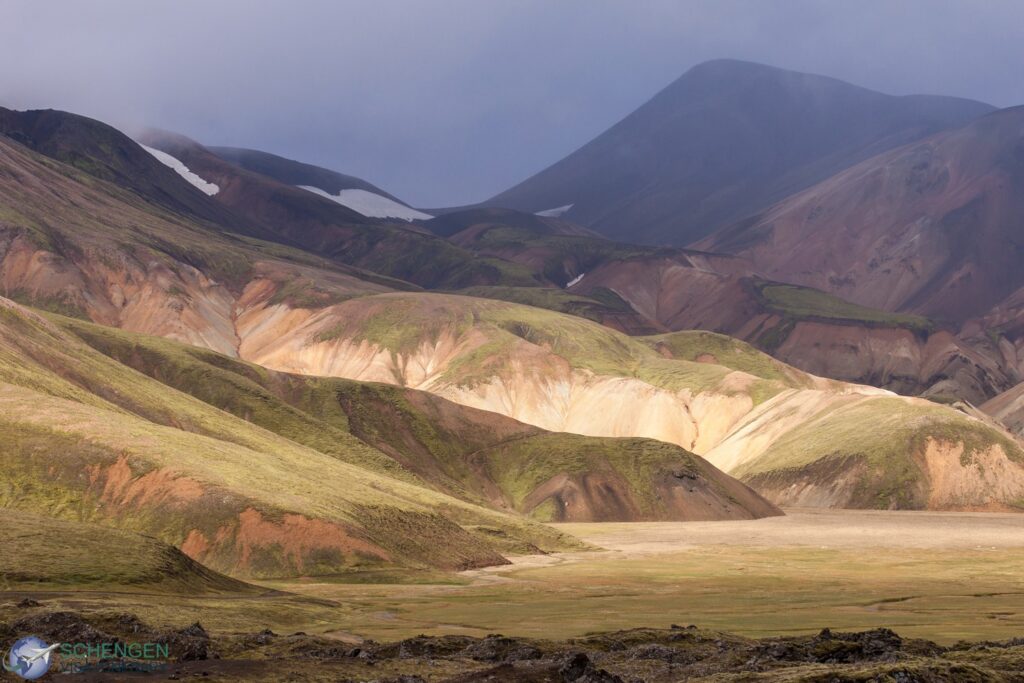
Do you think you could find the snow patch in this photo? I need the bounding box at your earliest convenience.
[298,186,432,221]
[536,204,573,218]
[140,145,219,196]
[566,272,585,288]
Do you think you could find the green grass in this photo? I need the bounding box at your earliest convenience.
[482,434,724,516]
[57,315,414,483]
[0,299,584,577]
[0,508,256,593]
[733,395,1024,509]
[259,515,1024,645]
[736,397,1024,480]
[455,286,637,324]
[754,281,935,332]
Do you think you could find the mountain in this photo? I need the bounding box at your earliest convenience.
[208,145,431,221]
[0,126,402,355]
[0,107,278,242]
[209,145,405,202]
[1,295,784,580]
[700,106,1024,324]
[683,106,1024,402]
[483,59,993,245]
[3,102,1022,520]
[464,216,1007,402]
[224,290,1024,511]
[566,255,1016,403]
[139,130,540,289]
[982,382,1024,437]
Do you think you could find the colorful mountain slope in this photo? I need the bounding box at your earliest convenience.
[0,296,586,578]
[231,291,1024,511]
[57,313,778,523]
[700,106,1024,325]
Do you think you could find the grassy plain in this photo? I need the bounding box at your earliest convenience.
[5,510,1024,652]
[261,510,1024,645]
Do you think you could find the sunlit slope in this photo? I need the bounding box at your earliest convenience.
[54,313,778,523]
[0,508,259,593]
[239,291,1024,510]
[0,297,587,578]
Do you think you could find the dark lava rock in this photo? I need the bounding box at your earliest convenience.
[753,628,909,665]
[154,622,212,661]
[16,598,41,608]
[627,643,681,662]
[559,652,623,682]
[11,611,109,643]
[464,635,542,662]
[180,622,208,639]
[243,628,278,646]
[106,612,152,635]
[378,634,475,660]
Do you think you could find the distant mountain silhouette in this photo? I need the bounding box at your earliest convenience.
[484,59,993,245]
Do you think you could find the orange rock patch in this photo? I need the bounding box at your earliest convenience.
[88,456,206,509]
[197,508,391,575]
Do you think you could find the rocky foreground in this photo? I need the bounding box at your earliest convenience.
[4,607,1024,681]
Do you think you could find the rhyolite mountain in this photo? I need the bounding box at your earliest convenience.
[139,129,546,289]
[686,106,1024,401]
[3,106,1022,513]
[483,59,993,245]
[700,106,1024,325]
[0,107,277,241]
[0,108,785,581]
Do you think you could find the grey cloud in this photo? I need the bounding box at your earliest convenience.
[2,0,1022,205]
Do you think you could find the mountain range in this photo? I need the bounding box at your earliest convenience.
[3,58,1024,583]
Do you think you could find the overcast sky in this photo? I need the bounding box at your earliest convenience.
[3,1,1023,206]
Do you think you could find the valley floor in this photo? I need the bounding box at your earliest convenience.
[266,509,1024,645]
[5,510,1024,681]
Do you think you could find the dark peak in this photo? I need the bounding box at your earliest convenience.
[207,145,404,203]
[137,127,206,153]
[0,106,136,154]
[683,58,793,76]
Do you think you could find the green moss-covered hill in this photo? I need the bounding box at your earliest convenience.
[266,292,1024,512]
[0,296,780,582]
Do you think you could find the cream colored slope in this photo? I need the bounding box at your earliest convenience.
[228,292,1024,512]
[700,389,873,474]
[232,292,897,465]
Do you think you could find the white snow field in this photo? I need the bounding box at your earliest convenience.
[565,272,585,288]
[535,204,573,218]
[140,145,220,196]
[297,185,432,221]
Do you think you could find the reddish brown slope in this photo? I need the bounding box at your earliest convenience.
[700,106,1024,325]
